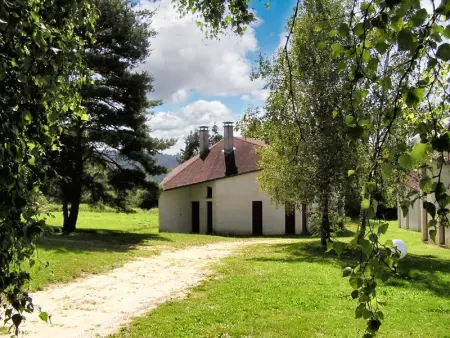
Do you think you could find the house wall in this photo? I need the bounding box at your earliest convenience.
[159,181,215,234]
[400,161,450,248]
[214,171,308,235]
[159,171,309,236]
[408,198,421,232]
[159,187,191,233]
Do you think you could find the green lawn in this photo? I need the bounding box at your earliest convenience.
[113,222,450,338]
[27,208,234,291]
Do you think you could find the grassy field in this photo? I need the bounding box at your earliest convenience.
[113,222,450,338]
[27,208,234,291]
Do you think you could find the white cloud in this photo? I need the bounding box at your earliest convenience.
[148,100,237,154]
[137,0,265,104]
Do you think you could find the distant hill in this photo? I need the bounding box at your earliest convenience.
[153,153,179,183]
[155,153,178,170]
[99,150,179,184]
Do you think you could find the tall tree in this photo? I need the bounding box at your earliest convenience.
[50,0,173,233]
[177,123,223,163]
[239,0,352,245]
[0,0,96,329]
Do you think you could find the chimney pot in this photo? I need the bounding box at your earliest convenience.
[223,122,234,153]
[199,126,209,156]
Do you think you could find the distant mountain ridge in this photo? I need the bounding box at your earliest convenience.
[100,150,179,184]
[153,153,179,183]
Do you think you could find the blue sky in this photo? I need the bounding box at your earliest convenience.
[136,0,296,154]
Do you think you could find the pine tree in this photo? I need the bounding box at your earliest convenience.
[50,0,173,233]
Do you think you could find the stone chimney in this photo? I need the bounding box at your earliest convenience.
[223,121,234,153]
[199,126,209,157]
[223,122,238,176]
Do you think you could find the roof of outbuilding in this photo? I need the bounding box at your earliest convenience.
[161,137,265,191]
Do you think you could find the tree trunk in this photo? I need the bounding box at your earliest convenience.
[62,199,69,231]
[338,197,345,229]
[62,186,81,234]
[358,214,367,243]
[320,194,330,247]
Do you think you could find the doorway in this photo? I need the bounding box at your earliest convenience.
[192,201,199,234]
[285,203,296,234]
[252,201,263,235]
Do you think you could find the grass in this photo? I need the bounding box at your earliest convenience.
[27,208,234,292]
[113,222,450,338]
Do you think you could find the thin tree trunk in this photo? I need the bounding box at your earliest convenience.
[62,199,69,229]
[320,193,330,246]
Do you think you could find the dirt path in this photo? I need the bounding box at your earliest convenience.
[12,239,294,338]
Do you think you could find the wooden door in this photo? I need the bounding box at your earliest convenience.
[252,201,263,235]
[285,203,296,234]
[192,201,199,234]
[207,201,213,234]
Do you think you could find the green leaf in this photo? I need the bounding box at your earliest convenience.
[317,41,326,49]
[410,143,430,163]
[397,29,415,52]
[337,61,347,72]
[381,163,393,179]
[411,8,428,27]
[385,239,393,248]
[30,11,40,24]
[423,201,436,218]
[349,274,362,289]
[429,229,437,243]
[398,154,412,169]
[378,222,389,235]
[420,175,432,193]
[39,312,49,323]
[333,241,346,256]
[343,267,353,277]
[391,16,403,32]
[361,199,370,210]
[375,42,389,54]
[436,43,450,61]
[338,23,349,37]
[360,239,373,256]
[351,290,359,299]
[444,25,450,39]
[326,241,334,253]
[354,23,364,37]
[332,110,338,118]
[330,29,338,37]
[346,115,355,125]
[348,169,356,177]
[331,43,343,57]
[28,155,36,166]
[427,219,437,229]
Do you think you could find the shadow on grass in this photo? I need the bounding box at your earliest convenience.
[37,226,172,254]
[249,240,450,299]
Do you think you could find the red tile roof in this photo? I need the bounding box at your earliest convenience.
[161,137,265,190]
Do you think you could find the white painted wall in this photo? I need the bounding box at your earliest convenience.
[159,188,191,233]
[408,198,421,232]
[159,171,309,236]
[400,161,450,248]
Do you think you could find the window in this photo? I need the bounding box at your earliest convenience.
[206,186,212,198]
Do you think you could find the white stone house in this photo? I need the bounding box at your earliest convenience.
[159,122,310,236]
[398,159,450,248]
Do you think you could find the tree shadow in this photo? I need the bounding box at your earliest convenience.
[37,226,172,254]
[249,240,450,298]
